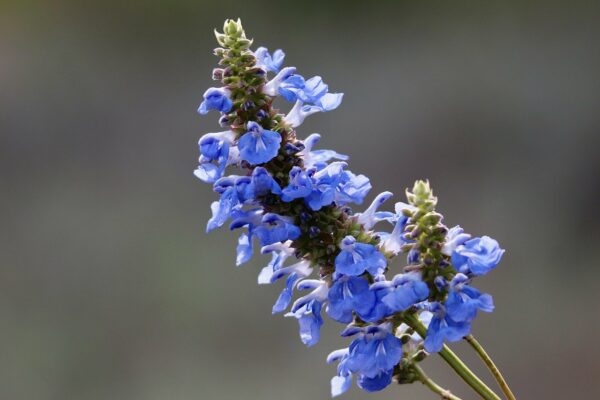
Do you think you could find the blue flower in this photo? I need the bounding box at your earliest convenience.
[358,285,394,323]
[253,213,301,246]
[357,370,393,393]
[345,325,402,379]
[445,274,494,322]
[229,208,263,265]
[263,66,296,96]
[250,166,282,197]
[281,166,314,201]
[335,236,387,276]
[284,94,344,127]
[257,242,295,284]
[194,130,236,183]
[334,170,371,206]
[305,162,347,210]
[381,272,430,312]
[279,75,328,103]
[442,225,471,256]
[286,280,328,347]
[452,236,504,276]
[286,299,323,347]
[299,133,348,170]
[206,177,241,232]
[423,302,472,353]
[237,121,282,165]
[356,192,394,230]
[327,276,376,323]
[254,47,285,73]
[197,87,233,114]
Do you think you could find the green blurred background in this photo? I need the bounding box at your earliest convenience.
[2,0,600,399]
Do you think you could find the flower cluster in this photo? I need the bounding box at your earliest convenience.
[195,19,505,397]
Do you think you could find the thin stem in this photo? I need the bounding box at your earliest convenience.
[403,314,502,400]
[413,363,463,400]
[465,335,516,400]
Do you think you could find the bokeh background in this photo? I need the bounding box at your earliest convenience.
[2,1,600,399]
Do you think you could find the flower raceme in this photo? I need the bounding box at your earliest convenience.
[195,19,507,398]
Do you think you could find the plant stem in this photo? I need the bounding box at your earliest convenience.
[403,314,501,400]
[412,363,463,400]
[465,335,516,400]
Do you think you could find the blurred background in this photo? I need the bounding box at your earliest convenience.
[2,0,600,399]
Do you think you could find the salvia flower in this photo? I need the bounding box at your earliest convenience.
[197,87,233,114]
[195,19,509,398]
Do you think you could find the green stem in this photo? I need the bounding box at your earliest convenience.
[412,363,463,400]
[403,314,501,400]
[465,335,516,400]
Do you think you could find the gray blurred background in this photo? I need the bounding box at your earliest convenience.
[2,0,600,399]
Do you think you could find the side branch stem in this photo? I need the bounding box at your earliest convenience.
[412,363,463,400]
[403,314,501,400]
[465,335,516,400]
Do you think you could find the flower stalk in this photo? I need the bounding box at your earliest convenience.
[465,335,516,400]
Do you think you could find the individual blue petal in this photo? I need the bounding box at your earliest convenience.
[235,232,253,266]
[452,236,505,276]
[357,370,393,393]
[272,273,302,314]
[206,185,240,232]
[238,121,282,165]
[278,74,306,102]
[315,92,344,111]
[327,276,376,323]
[335,236,387,276]
[356,191,393,230]
[331,375,352,397]
[380,214,410,255]
[254,47,285,73]
[285,299,323,347]
[198,87,233,114]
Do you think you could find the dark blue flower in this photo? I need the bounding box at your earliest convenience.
[452,236,504,276]
[357,370,393,393]
[197,87,233,114]
[445,274,494,323]
[253,213,301,246]
[381,272,430,312]
[327,276,376,323]
[238,121,282,165]
[250,166,282,197]
[335,236,387,276]
[254,47,285,73]
[358,285,394,323]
